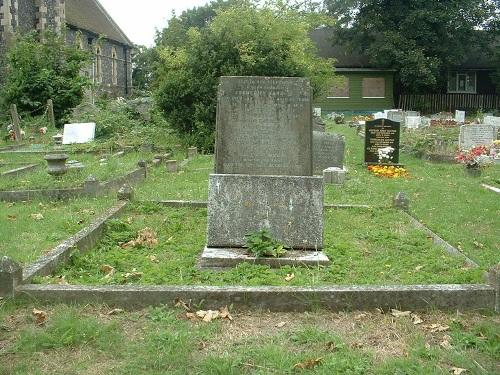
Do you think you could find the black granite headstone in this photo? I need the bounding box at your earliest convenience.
[364,119,400,164]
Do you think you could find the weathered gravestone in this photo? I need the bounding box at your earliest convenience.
[387,110,404,124]
[313,131,345,174]
[364,119,401,164]
[204,76,325,264]
[215,76,312,176]
[455,110,466,123]
[459,125,497,150]
[483,116,500,127]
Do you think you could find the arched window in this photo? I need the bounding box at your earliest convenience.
[111,47,118,85]
[95,46,102,83]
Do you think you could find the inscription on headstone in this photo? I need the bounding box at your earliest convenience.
[459,125,497,149]
[215,76,312,176]
[313,131,345,173]
[364,119,401,164]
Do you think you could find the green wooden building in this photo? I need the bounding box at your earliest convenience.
[311,28,396,113]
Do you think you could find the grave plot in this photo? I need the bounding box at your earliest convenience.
[0,196,115,265]
[35,202,483,287]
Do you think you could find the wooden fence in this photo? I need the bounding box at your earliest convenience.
[398,94,500,113]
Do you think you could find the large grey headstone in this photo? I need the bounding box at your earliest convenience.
[313,131,345,173]
[215,76,312,176]
[459,125,497,149]
[207,174,323,250]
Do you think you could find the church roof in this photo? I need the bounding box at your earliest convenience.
[65,0,133,46]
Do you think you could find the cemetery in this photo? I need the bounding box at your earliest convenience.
[1,1,499,373]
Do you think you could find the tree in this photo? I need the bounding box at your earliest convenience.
[0,30,91,125]
[132,45,158,92]
[155,0,335,150]
[325,0,500,93]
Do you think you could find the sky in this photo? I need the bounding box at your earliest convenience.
[98,0,211,46]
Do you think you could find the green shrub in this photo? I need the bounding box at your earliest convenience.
[0,30,91,126]
[245,229,286,258]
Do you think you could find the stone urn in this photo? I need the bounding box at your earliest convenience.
[44,153,69,176]
[53,133,63,145]
[465,166,481,177]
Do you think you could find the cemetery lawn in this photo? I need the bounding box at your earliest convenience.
[1,300,499,374]
[325,122,500,270]
[0,196,115,265]
[0,152,153,190]
[44,202,484,286]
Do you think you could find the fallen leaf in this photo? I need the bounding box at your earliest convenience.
[197,341,207,350]
[186,312,196,320]
[451,367,467,374]
[31,213,44,221]
[472,241,484,249]
[7,215,16,221]
[285,273,295,282]
[351,342,364,349]
[107,308,124,315]
[275,321,286,328]
[423,323,450,333]
[411,313,423,325]
[121,228,158,248]
[32,309,48,325]
[355,313,367,320]
[293,358,323,370]
[56,275,68,285]
[123,271,143,280]
[174,298,191,311]
[326,341,339,351]
[148,255,159,263]
[415,265,423,271]
[391,309,411,318]
[219,306,233,321]
[440,335,452,349]
[100,264,115,277]
[77,219,85,225]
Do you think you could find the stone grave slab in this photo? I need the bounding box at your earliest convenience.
[62,123,96,145]
[459,125,497,149]
[313,131,345,174]
[364,119,401,164]
[215,76,312,176]
[206,174,323,250]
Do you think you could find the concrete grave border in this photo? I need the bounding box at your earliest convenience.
[0,164,147,202]
[0,164,39,177]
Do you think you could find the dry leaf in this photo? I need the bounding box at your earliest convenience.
[186,312,196,320]
[411,313,423,325]
[415,265,423,271]
[219,306,233,321]
[440,336,452,349]
[100,265,115,278]
[121,228,158,248]
[275,321,286,328]
[293,358,323,370]
[148,255,159,263]
[326,341,339,351]
[355,313,367,320]
[174,298,191,311]
[56,275,68,285]
[31,213,44,221]
[351,342,364,349]
[107,308,124,315]
[197,341,207,350]
[32,309,48,325]
[451,367,467,375]
[284,273,295,282]
[7,215,16,221]
[391,309,411,318]
[123,271,143,280]
[424,324,450,333]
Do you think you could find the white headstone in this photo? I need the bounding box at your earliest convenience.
[406,116,421,129]
[483,116,500,127]
[313,107,322,117]
[62,123,96,145]
[374,112,386,119]
[455,110,466,123]
[459,125,497,150]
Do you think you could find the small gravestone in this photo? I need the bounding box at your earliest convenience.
[364,119,401,164]
[323,167,346,185]
[406,116,421,129]
[313,116,326,132]
[459,125,497,149]
[313,107,322,117]
[313,131,345,174]
[214,76,312,176]
[62,123,96,145]
[387,110,404,123]
[455,110,466,124]
[483,116,500,127]
[166,160,178,173]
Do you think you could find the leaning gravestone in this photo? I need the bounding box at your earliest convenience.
[364,119,401,164]
[313,131,345,174]
[203,76,326,266]
[459,125,497,150]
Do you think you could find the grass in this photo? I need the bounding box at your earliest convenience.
[0,196,115,265]
[43,202,484,286]
[0,151,153,190]
[326,122,500,268]
[1,300,498,374]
